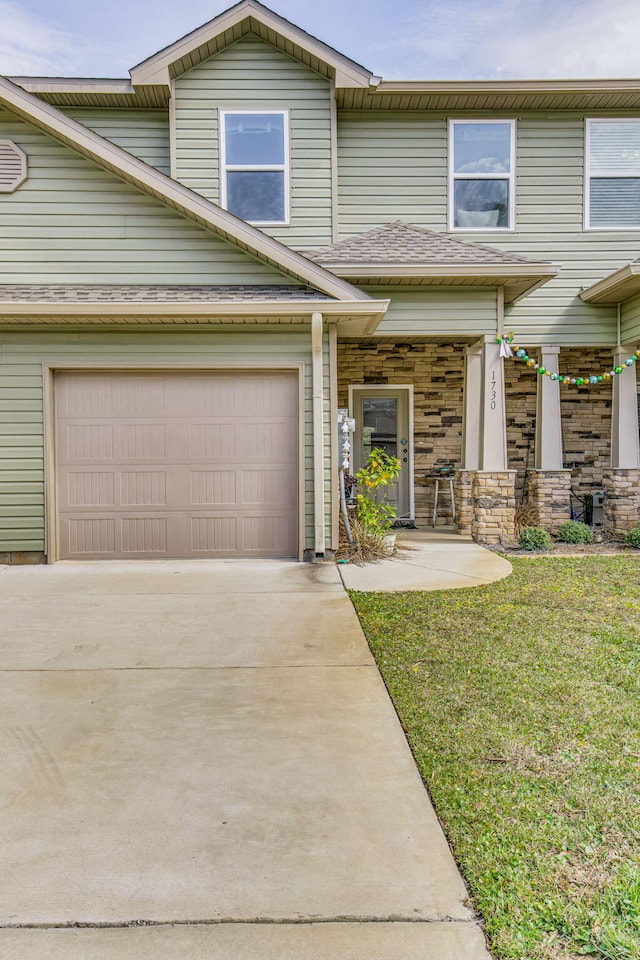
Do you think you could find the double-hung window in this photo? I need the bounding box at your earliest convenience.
[586,119,640,229]
[220,110,289,225]
[449,120,515,230]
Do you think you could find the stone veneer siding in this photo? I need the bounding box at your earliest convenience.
[505,348,612,508]
[338,341,617,532]
[526,470,572,533]
[337,340,464,524]
[471,471,516,545]
[602,469,640,537]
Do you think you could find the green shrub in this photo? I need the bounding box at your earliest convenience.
[556,520,594,544]
[625,527,640,549]
[518,526,553,551]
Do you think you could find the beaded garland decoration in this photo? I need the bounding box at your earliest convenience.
[497,333,640,386]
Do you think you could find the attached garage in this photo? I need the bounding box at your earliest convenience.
[53,370,300,560]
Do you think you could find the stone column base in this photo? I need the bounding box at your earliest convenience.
[526,470,572,534]
[603,469,640,538]
[454,470,474,535]
[471,471,516,545]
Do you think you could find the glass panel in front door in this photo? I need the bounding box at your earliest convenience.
[363,397,398,459]
[355,390,411,520]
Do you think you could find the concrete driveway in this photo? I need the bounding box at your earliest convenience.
[0,560,490,959]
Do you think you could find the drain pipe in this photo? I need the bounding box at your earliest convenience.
[312,312,326,558]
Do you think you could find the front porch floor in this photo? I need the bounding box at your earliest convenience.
[338,529,512,592]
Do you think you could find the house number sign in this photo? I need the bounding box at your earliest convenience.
[490,369,497,411]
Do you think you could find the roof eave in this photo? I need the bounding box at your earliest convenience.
[317,262,560,301]
[0,76,368,303]
[580,263,640,304]
[0,297,389,337]
[375,79,640,97]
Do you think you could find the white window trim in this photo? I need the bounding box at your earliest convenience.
[584,117,640,232]
[448,118,516,232]
[219,109,290,226]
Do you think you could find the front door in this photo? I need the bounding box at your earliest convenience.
[350,386,413,521]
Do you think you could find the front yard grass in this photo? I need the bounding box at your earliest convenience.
[350,557,640,960]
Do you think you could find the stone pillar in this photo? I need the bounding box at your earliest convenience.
[604,349,640,537]
[460,337,514,543]
[471,471,516,545]
[535,346,563,470]
[454,469,474,535]
[603,469,640,537]
[527,469,572,533]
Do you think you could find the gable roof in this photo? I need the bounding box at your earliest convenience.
[0,75,369,304]
[130,0,376,89]
[305,222,560,303]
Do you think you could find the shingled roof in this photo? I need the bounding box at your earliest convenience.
[304,221,560,303]
[306,221,544,267]
[0,284,326,303]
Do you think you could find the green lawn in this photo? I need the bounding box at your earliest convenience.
[350,557,640,960]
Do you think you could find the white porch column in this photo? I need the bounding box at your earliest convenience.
[462,342,482,469]
[611,348,640,469]
[311,312,326,557]
[479,335,508,471]
[535,346,564,470]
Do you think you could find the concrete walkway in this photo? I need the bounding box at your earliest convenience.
[0,560,491,959]
[339,529,512,592]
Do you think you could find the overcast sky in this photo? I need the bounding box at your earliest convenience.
[1,0,639,81]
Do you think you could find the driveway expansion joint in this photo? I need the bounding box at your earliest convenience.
[0,916,482,929]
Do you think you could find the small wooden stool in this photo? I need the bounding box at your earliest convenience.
[424,474,456,527]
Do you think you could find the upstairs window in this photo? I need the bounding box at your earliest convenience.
[586,119,640,229]
[220,111,289,225]
[449,120,515,230]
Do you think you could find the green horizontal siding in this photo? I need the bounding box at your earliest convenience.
[621,294,640,344]
[173,35,333,249]
[359,286,497,336]
[0,108,296,285]
[336,110,640,345]
[0,327,333,554]
[62,109,171,175]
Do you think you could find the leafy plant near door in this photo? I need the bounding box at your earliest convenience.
[347,447,401,564]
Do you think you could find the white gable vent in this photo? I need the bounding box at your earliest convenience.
[0,140,27,193]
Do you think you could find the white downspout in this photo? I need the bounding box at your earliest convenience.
[312,312,326,557]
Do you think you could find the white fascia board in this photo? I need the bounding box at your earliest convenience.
[580,263,640,304]
[322,263,561,280]
[0,299,389,318]
[376,79,640,95]
[130,0,373,88]
[9,78,134,95]
[0,76,368,303]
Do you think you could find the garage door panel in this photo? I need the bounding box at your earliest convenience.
[66,470,116,508]
[241,468,292,506]
[65,517,117,556]
[191,516,238,553]
[120,470,168,507]
[55,371,299,560]
[121,517,168,554]
[190,470,237,506]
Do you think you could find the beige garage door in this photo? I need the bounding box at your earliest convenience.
[54,371,299,560]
